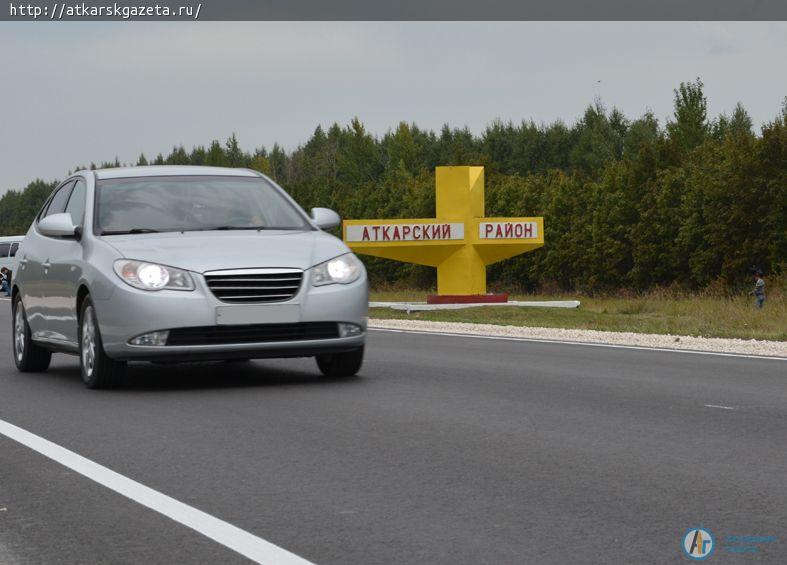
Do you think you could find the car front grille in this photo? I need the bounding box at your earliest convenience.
[204,268,303,303]
[166,322,340,346]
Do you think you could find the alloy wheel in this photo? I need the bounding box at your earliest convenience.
[14,305,25,363]
[82,306,97,378]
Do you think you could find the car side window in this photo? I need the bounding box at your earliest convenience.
[41,181,75,220]
[9,242,19,257]
[0,243,9,257]
[65,179,87,226]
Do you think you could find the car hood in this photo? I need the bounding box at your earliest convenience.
[101,230,351,273]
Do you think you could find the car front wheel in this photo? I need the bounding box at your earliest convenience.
[80,298,127,389]
[316,346,364,378]
[12,296,51,372]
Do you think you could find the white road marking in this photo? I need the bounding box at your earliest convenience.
[704,404,736,410]
[0,418,314,565]
[369,328,787,361]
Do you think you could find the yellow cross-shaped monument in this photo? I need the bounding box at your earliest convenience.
[343,166,544,303]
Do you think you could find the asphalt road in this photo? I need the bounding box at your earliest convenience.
[0,302,785,564]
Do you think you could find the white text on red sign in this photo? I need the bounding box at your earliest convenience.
[478,222,538,239]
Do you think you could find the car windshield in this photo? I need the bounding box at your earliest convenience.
[95,175,310,235]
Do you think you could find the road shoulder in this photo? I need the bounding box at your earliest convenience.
[369,318,787,358]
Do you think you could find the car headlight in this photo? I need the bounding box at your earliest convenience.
[311,253,363,286]
[113,260,195,291]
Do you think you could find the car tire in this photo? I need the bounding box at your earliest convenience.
[79,297,126,389]
[12,295,52,372]
[316,346,364,378]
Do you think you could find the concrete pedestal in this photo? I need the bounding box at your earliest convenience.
[426,294,509,305]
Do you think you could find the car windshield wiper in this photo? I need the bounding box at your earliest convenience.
[213,225,269,231]
[182,226,276,232]
[99,228,161,235]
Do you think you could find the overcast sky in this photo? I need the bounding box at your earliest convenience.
[1,22,786,192]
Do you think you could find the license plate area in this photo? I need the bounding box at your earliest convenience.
[215,304,300,325]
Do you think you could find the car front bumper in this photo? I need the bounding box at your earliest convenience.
[94,271,368,361]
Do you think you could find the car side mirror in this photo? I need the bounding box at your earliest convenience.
[38,213,79,238]
[311,207,341,230]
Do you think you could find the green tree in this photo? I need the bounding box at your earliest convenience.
[667,78,709,156]
[1,84,783,293]
[225,134,244,167]
[205,140,227,167]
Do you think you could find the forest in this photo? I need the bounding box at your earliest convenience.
[1,79,784,293]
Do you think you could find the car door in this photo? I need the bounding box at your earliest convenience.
[45,178,88,346]
[20,180,75,341]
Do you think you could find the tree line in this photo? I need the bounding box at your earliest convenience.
[1,79,784,293]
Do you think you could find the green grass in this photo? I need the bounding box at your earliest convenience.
[370,290,787,341]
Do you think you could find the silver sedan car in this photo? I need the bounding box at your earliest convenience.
[11,166,368,388]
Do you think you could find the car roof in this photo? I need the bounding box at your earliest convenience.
[88,166,260,180]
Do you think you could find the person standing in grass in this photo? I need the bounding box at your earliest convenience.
[749,270,766,308]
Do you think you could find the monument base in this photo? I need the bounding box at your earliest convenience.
[426,293,509,305]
